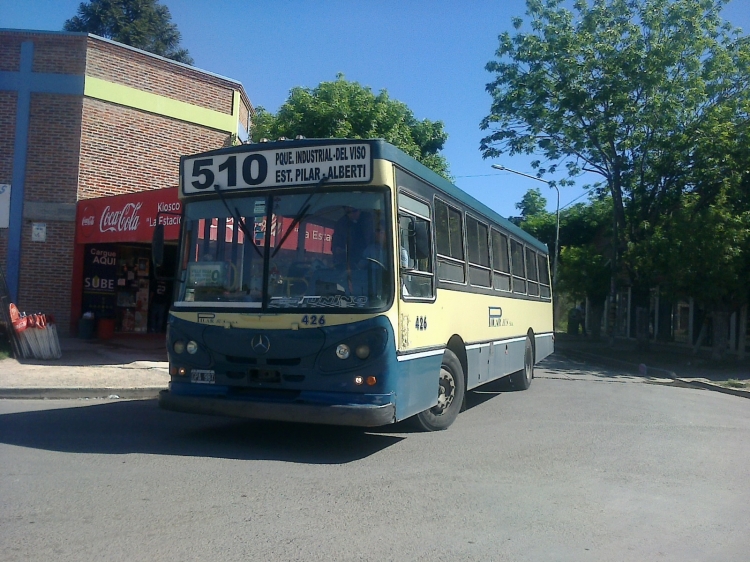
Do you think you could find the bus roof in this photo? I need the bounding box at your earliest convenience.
[183,138,549,254]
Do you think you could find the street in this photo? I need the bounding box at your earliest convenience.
[1,355,749,562]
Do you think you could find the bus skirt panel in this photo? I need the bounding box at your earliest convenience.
[159,385,396,427]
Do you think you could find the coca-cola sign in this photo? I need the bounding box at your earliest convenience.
[99,202,142,233]
[76,188,181,244]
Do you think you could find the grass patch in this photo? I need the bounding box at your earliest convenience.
[720,379,749,389]
[0,335,11,360]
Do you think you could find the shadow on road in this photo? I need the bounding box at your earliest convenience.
[0,399,403,464]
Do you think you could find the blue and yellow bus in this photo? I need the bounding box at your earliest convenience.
[155,138,553,431]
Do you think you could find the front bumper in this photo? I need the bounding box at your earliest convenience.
[158,389,396,427]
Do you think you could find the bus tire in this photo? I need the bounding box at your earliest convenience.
[510,335,534,390]
[414,349,465,431]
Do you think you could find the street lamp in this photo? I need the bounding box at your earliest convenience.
[491,164,559,288]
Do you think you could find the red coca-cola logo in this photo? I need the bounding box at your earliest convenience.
[99,202,142,233]
[79,204,96,239]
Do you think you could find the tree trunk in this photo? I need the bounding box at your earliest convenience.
[607,169,627,348]
[589,301,605,341]
[693,317,708,355]
[712,306,730,361]
[738,305,747,361]
[636,306,649,351]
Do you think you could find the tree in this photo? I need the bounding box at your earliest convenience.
[519,193,613,338]
[629,108,750,358]
[64,0,193,64]
[252,75,451,179]
[481,0,750,337]
[515,187,547,220]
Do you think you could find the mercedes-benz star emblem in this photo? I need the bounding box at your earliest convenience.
[251,334,271,354]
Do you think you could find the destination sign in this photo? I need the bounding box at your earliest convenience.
[182,143,372,195]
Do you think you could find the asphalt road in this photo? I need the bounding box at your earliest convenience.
[1,356,749,562]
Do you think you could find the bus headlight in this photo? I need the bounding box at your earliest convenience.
[186,341,199,354]
[173,340,186,354]
[355,344,370,359]
[335,344,350,360]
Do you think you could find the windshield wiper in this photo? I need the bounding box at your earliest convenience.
[271,175,328,258]
[213,184,263,258]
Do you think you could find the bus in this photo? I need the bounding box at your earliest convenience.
[154,138,554,431]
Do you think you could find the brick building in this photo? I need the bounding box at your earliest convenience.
[0,30,252,335]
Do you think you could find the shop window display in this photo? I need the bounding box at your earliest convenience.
[116,248,151,333]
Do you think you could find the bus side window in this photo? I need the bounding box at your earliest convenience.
[491,229,511,291]
[538,254,551,298]
[510,239,526,294]
[397,190,434,299]
[399,216,415,270]
[526,247,540,296]
[435,199,465,283]
[467,215,491,287]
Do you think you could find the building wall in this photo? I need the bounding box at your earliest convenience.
[85,37,236,115]
[18,221,76,329]
[18,93,84,330]
[0,30,253,336]
[31,34,88,74]
[25,94,83,205]
[77,98,228,200]
[0,90,17,274]
[0,32,86,331]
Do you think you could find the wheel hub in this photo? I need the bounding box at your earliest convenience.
[432,368,455,415]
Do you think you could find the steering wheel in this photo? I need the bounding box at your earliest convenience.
[365,257,386,270]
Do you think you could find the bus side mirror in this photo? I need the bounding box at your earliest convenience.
[152,223,165,268]
[414,221,430,260]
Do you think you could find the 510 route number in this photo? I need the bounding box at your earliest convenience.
[190,155,267,190]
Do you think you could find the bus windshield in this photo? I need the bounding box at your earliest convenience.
[177,189,392,310]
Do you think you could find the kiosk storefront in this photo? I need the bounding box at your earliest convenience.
[72,189,181,335]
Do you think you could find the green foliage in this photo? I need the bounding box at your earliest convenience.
[557,245,611,303]
[630,190,750,308]
[515,188,547,218]
[64,0,193,64]
[481,0,749,258]
[252,75,451,179]
[0,334,10,360]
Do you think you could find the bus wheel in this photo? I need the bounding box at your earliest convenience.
[510,335,534,390]
[414,349,465,431]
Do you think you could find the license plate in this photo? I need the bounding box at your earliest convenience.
[191,369,215,384]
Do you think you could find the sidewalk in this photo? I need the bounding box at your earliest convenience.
[0,334,169,399]
[554,333,750,398]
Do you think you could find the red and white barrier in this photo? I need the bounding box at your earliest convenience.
[9,304,62,360]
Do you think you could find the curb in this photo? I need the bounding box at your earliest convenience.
[0,388,163,400]
[674,379,750,399]
[555,348,750,399]
[555,348,677,379]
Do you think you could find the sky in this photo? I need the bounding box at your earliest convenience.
[2,0,749,218]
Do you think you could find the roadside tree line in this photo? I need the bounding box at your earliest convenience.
[482,0,750,359]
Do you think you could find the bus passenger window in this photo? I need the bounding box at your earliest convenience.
[467,216,491,287]
[492,229,511,291]
[510,239,526,293]
[435,200,465,283]
[526,247,539,296]
[538,254,551,298]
